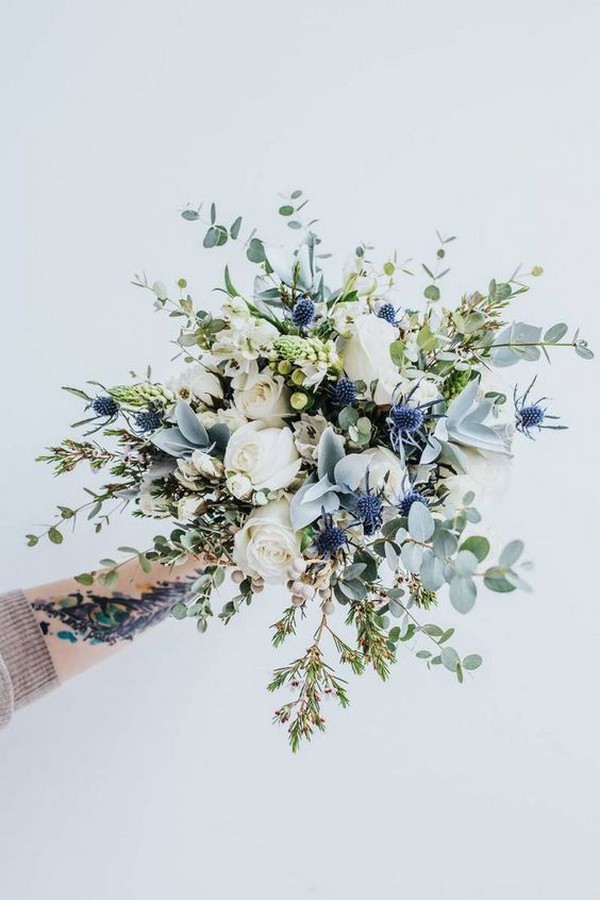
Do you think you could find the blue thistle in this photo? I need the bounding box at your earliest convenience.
[331,377,357,406]
[92,395,119,418]
[292,298,316,328]
[377,303,398,325]
[355,491,383,536]
[135,410,162,433]
[389,404,424,433]
[315,513,349,557]
[399,490,428,517]
[514,377,567,440]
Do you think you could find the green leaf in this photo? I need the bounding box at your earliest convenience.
[483,567,516,593]
[459,536,490,562]
[338,406,359,430]
[247,238,266,263]
[462,654,483,670]
[203,227,219,248]
[181,209,199,221]
[279,205,294,217]
[544,323,568,343]
[230,216,242,240]
[441,646,460,672]
[48,527,63,545]
[290,189,303,199]
[26,534,39,547]
[210,202,216,224]
[224,265,239,298]
[408,502,434,541]
[389,341,406,367]
[424,284,440,302]
[449,576,477,613]
[499,540,524,567]
[74,573,95,586]
[575,343,594,360]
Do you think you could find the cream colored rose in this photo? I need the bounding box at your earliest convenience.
[232,500,302,583]
[138,491,170,517]
[177,495,203,522]
[223,421,302,497]
[232,372,290,425]
[342,314,400,405]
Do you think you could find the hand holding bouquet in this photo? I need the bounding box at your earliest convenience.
[34,193,593,749]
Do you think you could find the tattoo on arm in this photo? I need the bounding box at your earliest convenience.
[32,576,197,645]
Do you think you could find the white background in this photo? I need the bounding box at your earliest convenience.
[1,2,599,898]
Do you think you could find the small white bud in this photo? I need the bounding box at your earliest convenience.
[322,601,335,616]
[231,569,245,584]
[291,594,304,607]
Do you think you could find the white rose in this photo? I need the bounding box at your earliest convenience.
[227,473,253,500]
[224,421,302,496]
[443,447,512,514]
[342,314,401,405]
[232,372,290,425]
[233,500,302,583]
[361,446,406,501]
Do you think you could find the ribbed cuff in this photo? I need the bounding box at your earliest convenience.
[0,589,58,722]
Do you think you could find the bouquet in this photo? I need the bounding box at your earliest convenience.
[33,192,593,749]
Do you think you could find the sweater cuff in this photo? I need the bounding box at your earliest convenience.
[0,589,58,722]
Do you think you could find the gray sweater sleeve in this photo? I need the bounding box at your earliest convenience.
[0,590,58,727]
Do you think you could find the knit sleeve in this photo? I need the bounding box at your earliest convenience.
[0,589,58,728]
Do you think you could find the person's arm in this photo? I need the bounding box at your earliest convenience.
[0,555,203,726]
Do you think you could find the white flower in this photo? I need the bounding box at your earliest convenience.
[224,421,302,497]
[177,495,203,522]
[329,299,367,338]
[360,446,406,501]
[232,500,302,583]
[201,407,248,434]
[226,473,253,500]
[169,365,223,407]
[232,372,291,425]
[396,376,441,406]
[211,319,279,376]
[342,314,401,405]
[443,447,512,514]
[292,414,329,460]
[138,491,170,518]
[191,449,224,479]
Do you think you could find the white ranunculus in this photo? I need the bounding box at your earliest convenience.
[361,446,407,501]
[232,372,290,425]
[342,314,401,405]
[224,421,302,497]
[443,447,512,514]
[233,500,302,583]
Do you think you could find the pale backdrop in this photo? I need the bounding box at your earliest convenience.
[1,1,599,898]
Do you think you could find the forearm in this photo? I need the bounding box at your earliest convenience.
[24,556,204,682]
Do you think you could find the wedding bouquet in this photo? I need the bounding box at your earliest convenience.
[34,193,592,749]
